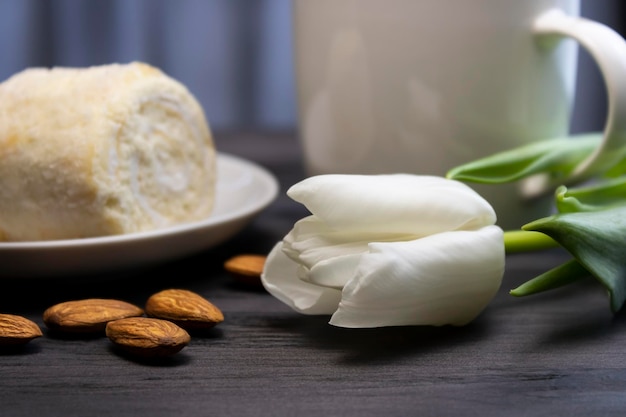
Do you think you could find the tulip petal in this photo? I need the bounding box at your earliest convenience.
[282,216,429,288]
[287,174,496,236]
[261,242,341,314]
[307,253,363,289]
[329,225,505,328]
[282,216,372,270]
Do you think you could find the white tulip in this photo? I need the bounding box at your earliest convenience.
[261,174,505,328]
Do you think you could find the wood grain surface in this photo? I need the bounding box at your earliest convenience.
[1,132,625,417]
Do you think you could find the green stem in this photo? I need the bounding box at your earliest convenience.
[503,230,559,254]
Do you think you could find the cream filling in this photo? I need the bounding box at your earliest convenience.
[107,93,214,231]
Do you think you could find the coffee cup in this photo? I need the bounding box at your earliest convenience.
[292,0,626,229]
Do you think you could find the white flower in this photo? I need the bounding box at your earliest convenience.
[261,174,505,328]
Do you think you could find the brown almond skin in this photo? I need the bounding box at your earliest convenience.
[0,314,43,346]
[43,299,144,334]
[224,254,266,287]
[145,289,224,330]
[106,317,190,357]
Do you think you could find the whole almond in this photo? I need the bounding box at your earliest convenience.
[43,299,144,334]
[0,314,43,346]
[145,289,224,330]
[106,317,190,357]
[224,254,266,286]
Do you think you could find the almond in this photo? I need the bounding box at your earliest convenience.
[145,289,224,330]
[224,254,266,286]
[43,299,144,334]
[106,317,190,357]
[0,314,43,346]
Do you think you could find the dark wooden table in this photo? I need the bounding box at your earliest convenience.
[1,132,624,417]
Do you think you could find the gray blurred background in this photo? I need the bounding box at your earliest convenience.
[0,0,624,134]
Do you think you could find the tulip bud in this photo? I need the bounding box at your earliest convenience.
[261,174,505,328]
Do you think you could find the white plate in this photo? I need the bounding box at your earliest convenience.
[0,153,280,278]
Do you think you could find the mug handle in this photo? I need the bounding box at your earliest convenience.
[533,9,626,180]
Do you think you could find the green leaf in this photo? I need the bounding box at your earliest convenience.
[446,133,601,184]
[523,206,626,312]
[556,177,626,213]
[604,156,626,177]
[510,259,590,297]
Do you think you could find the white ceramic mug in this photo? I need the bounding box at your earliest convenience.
[292,0,626,229]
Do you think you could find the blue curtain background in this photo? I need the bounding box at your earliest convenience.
[0,0,623,133]
[0,0,296,132]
